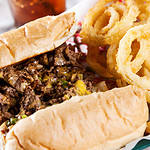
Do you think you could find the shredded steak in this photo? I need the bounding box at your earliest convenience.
[0,43,96,125]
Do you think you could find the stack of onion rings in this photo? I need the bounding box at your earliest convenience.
[81,0,139,77]
[81,0,150,103]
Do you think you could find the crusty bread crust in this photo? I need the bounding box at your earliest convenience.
[2,86,148,150]
[0,12,77,69]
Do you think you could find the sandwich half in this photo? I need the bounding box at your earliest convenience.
[1,86,149,150]
[0,12,148,150]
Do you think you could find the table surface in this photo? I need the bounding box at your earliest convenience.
[0,0,81,33]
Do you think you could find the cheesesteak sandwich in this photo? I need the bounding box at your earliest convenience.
[0,12,149,150]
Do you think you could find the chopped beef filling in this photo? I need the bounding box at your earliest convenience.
[0,43,96,125]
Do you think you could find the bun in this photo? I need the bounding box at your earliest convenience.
[0,12,77,69]
[3,86,148,150]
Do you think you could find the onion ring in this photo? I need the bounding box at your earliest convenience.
[116,24,150,90]
[106,44,118,76]
[105,0,139,44]
[135,0,150,24]
[87,45,113,78]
